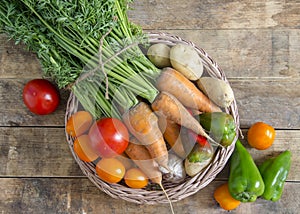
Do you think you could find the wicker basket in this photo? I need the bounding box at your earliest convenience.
[65,32,240,204]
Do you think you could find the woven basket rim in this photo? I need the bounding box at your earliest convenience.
[65,31,240,204]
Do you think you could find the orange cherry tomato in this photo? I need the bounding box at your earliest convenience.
[247,122,276,150]
[125,168,148,189]
[96,158,125,183]
[214,183,241,211]
[66,111,93,137]
[73,135,98,162]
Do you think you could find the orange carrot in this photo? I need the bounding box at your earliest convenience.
[125,138,174,214]
[125,138,162,184]
[156,67,221,112]
[152,91,220,146]
[122,102,169,170]
[158,116,186,159]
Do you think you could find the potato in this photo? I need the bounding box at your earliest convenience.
[147,43,171,68]
[184,143,214,177]
[170,44,203,80]
[185,158,212,177]
[197,77,234,108]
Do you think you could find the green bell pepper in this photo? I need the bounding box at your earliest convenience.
[228,140,265,202]
[258,150,291,202]
[199,112,236,147]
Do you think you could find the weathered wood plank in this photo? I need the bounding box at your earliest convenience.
[1,78,299,128]
[0,178,299,214]
[129,0,300,30]
[1,127,299,181]
[2,29,300,79]
[0,34,42,78]
[230,79,300,129]
[0,127,82,177]
[157,29,300,79]
[289,30,300,76]
[0,79,69,126]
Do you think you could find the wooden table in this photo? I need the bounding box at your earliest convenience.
[1,1,299,213]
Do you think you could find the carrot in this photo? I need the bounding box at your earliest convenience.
[125,138,174,214]
[152,91,220,146]
[125,138,162,184]
[158,116,186,159]
[122,102,169,170]
[156,67,221,112]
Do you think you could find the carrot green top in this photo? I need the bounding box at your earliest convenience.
[0,0,161,118]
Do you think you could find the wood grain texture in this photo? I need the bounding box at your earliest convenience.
[1,127,299,181]
[0,178,299,214]
[1,78,299,129]
[156,29,300,79]
[230,79,300,129]
[0,127,81,177]
[0,34,42,79]
[128,0,300,30]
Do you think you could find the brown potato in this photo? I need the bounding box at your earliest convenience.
[197,77,234,108]
[170,44,203,80]
[147,43,171,68]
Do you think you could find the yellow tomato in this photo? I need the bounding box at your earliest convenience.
[96,158,125,183]
[125,168,148,189]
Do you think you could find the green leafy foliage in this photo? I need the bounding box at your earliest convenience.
[0,0,160,118]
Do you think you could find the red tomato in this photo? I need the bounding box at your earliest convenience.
[88,118,129,158]
[23,79,60,115]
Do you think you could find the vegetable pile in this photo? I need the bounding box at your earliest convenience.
[1,0,236,177]
[1,0,291,212]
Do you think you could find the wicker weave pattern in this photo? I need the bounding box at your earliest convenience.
[65,32,239,204]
